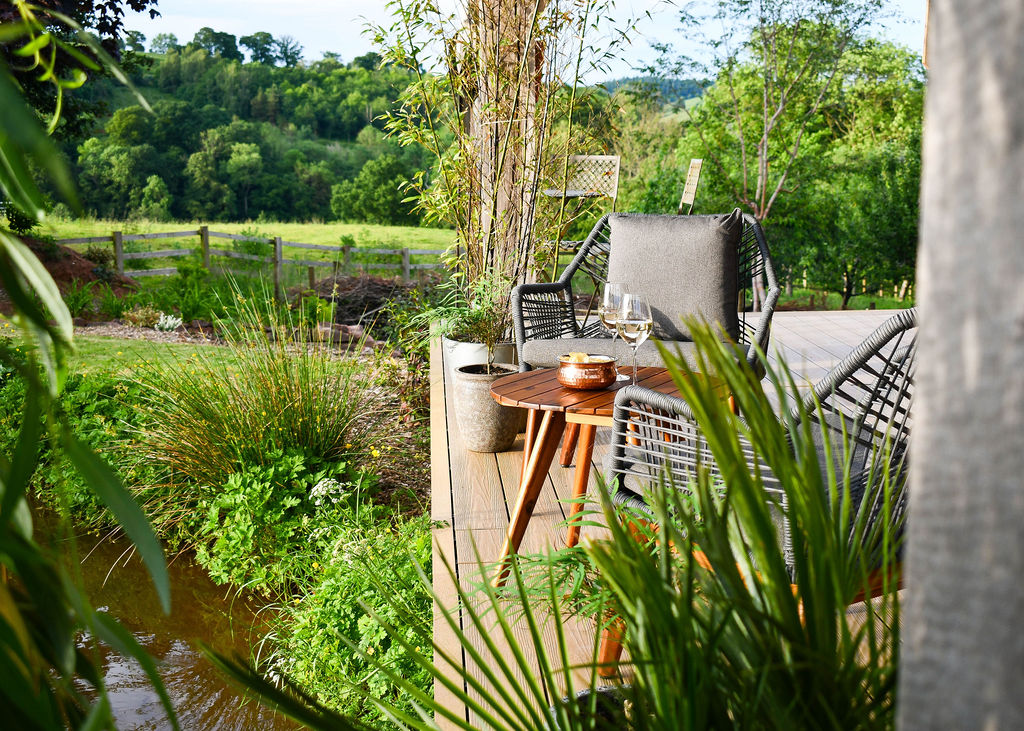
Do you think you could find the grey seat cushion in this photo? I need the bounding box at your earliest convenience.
[521,337,700,369]
[606,210,742,341]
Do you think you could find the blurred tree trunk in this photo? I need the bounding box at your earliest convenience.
[900,0,1024,727]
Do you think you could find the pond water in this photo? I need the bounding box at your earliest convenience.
[51,518,299,730]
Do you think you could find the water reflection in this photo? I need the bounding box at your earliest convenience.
[58,522,298,730]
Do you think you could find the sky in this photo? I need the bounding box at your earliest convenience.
[122,0,928,82]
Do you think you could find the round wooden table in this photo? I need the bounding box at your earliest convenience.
[490,366,685,583]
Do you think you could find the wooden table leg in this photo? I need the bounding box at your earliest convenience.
[494,410,566,586]
[559,422,580,466]
[565,422,596,548]
[520,409,540,485]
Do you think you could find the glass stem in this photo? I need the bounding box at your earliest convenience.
[631,346,639,385]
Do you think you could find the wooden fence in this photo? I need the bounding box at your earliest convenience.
[56,226,445,299]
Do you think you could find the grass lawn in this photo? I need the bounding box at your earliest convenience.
[778,287,914,311]
[68,336,237,375]
[41,218,455,251]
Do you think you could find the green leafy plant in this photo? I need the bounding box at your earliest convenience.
[195,450,370,589]
[84,243,117,280]
[62,279,95,317]
[134,289,385,535]
[96,282,130,319]
[210,322,903,730]
[268,508,434,724]
[415,269,513,371]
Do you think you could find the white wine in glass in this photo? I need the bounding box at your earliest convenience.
[598,282,627,380]
[616,293,653,385]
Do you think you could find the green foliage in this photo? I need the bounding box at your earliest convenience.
[272,508,434,723]
[62,279,96,317]
[138,174,173,221]
[96,282,130,318]
[330,154,420,225]
[417,270,512,368]
[195,450,370,588]
[134,292,384,505]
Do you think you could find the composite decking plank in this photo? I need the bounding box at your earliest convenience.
[430,336,466,728]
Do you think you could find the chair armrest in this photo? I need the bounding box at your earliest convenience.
[606,385,705,497]
[745,283,780,368]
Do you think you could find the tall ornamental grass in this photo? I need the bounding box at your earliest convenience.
[136,293,384,495]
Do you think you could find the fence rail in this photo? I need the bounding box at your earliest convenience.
[56,225,446,300]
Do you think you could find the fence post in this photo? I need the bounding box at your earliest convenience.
[200,225,210,269]
[342,245,351,272]
[308,266,315,289]
[401,247,411,283]
[273,236,284,302]
[113,231,124,274]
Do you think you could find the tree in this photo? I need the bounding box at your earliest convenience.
[225,142,263,218]
[656,0,883,222]
[150,32,179,54]
[125,29,146,52]
[350,51,381,70]
[139,174,173,220]
[106,104,153,145]
[274,35,303,66]
[191,27,243,62]
[330,154,418,225]
[240,31,276,64]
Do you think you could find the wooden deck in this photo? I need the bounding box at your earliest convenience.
[429,309,899,726]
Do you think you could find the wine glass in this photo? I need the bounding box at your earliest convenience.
[598,282,628,380]
[616,293,653,385]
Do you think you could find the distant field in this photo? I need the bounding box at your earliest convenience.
[41,218,457,283]
[41,218,455,250]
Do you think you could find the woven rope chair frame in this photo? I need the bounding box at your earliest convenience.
[605,308,917,567]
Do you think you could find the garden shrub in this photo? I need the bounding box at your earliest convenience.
[272,509,433,723]
[195,450,374,590]
[123,304,161,328]
[63,279,96,317]
[134,294,385,539]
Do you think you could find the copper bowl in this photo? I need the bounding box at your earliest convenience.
[557,354,618,390]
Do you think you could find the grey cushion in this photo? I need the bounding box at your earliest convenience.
[606,210,742,341]
[521,337,700,369]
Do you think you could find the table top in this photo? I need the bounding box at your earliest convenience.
[490,366,681,418]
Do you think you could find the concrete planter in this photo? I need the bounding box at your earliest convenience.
[452,363,524,452]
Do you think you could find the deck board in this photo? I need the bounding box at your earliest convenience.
[430,309,900,724]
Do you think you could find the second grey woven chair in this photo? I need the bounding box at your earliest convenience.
[607,307,917,565]
[511,209,780,373]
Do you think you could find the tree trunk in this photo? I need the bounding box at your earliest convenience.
[465,0,548,286]
[899,1,1024,728]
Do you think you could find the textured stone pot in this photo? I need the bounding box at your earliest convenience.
[452,363,523,452]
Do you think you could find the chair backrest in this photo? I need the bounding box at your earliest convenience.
[563,211,777,351]
[565,154,620,203]
[797,308,917,556]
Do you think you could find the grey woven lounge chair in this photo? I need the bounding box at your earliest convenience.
[595,308,916,677]
[607,307,917,565]
[511,210,780,373]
